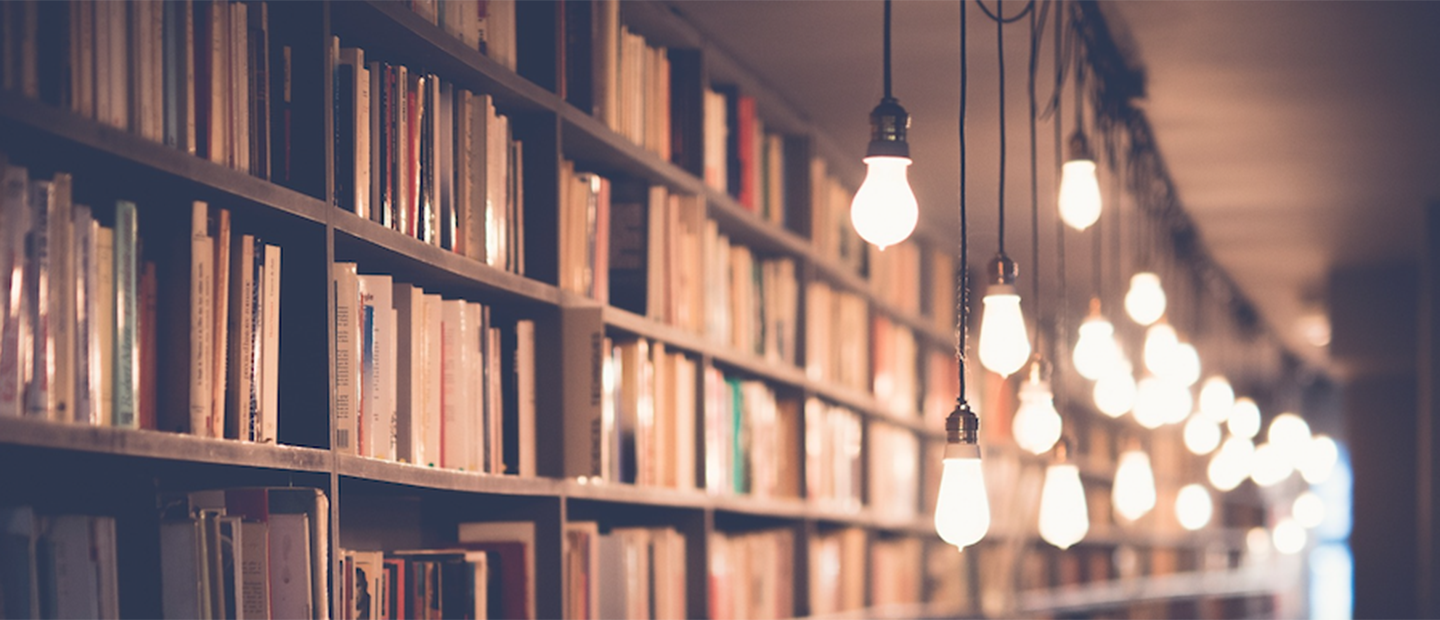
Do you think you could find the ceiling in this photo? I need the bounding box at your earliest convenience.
[670,0,1440,382]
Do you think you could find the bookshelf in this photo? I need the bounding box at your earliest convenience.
[0,1,1288,618]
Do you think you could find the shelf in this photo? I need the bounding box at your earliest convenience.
[333,211,562,306]
[801,601,967,620]
[335,454,565,496]
[559,105,704,196]
[1015,566,1280,615]
[0,416,331,473]
[0,92,329,226]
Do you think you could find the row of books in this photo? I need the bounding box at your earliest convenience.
[868,241,922,317]
[159,487,330,620]
[333,42,524,274]
[0,507,119,619]
[804,399,864,511]
[869,422,921,523]
[702,367,802,498]
[809,527,868,616]
[701,86,790,225]
[1,0,292,181]
[804,279,869,391]
[870,537,924,609]
[406,0,517,72]
[556,162,612,302]
[872,315,919,417]
[808,157,866,274]
[707,528,795,620]
[563,523,687,620]
[331,264,535,475]
[600,338,698,488]
[0,163,282,441]
[704,228,799,364]
[561,1,671,162]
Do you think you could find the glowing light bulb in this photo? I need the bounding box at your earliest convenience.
[1293,491,1326,529]
[1298,435,1339,484]
[978,284,1030,377]
[1113,450,1156,521]
[1013,370,1062,455]
[1170,343,1201,387]
[850,156,918,250]
[1125,272,1166,326]
[1143,323,1179,376]
[1133,376,1169,429]
[1175,483,1213,531]
[1073,309,1120,381]
[1273,517,1307,554]
[1038,463,1089,549]
[1093,360,1137,418]
[1228,397,1261,439]
[1250,442,1293,487]
[934,441,990,549]
[1267,412,1312,466]
[1208,436,1255,491]
[1246,527,1273,563]
[1058,159,1102,231]
[1198,376,1235,423]
[1184,414,1221,455]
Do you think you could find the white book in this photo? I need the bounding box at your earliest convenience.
[440,299,465,469]
[421,293,442,467]
[72,204,99,425]
[237,521,269,620]
[515,319,535,478]
[266,513,312,620]
[24,180,55,420]
[232,2,249,173]
[188,202,214,436]
[48,175,75,425]
[95,226,113,426]
[259,244,281,443]
[159,519,205,620]
[467,302,483,472]
[333,262,360,454]
[44,515,101,619]
[227,235,255,440]
[392,282,424,464]
[357,274,393,460]
[0,165,28,418]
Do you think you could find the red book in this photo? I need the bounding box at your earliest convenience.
[736,96,757,211]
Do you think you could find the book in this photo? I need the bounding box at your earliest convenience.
[456,520,534,620]
[159,201,214,436]
[72,203,98,425]
[559,305,604,480]
[0,163,29,417]
[113,199,138,429]
[333,262,360,454]
[227,234,256,440]
[23,178,54,420]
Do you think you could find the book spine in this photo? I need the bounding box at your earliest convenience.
[188,201,214,435]
[226,235,254,440]
[23,180,53,419]
[0,166,27,418]
[422,294,442,467]
[248,243,262,441]
[260,243,280,443]
[113,200,138,428]
[333,262,359,454]
[72,204,96,425]
[138,261,158,430]
[212,209,231,438]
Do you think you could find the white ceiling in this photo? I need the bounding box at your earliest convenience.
[670,0,1440,379]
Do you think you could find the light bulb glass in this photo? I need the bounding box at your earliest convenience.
[1267,412,1312,466]
[1170,343,1201,387]
[1228,397,1261,439]
[1133,376,1169,429]
[1246,526,1273,563]
[850,156,919,250]
[1175,483,1213,531]
[1125,272,1167,326]
[1093,361,1137,418]
[1299,435,1339,484]
[1058,159,1102,231]
[1273,517,1307,554]
[1208,436,1256,491]
[978,284,1030,377]
[1113,450,1157,521]
[1250,442,1293,487]
[1198,376,1235,423]
[1013,376,1062,455]
[1038,464,1089,549]
[1143,323,1179,376]
[1293,490,1326,529]
[1184,414,1221,455]
[934,442,991,549]
[1073,313,1120,381]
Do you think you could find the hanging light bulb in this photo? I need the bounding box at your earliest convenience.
[1133,375,1169,429]
[1198,376,1235,423]
[1228,397,1261,439]
[1170,342,1201,387]
[1113,449,1157,521]
[1298,434,1339,484]
[1267,412,1312,467]
[1249,442,1293,487]
[1013,363,1062,455]
[1125,272,1167,326]
[1093,359,1137,418]
[1184,413,1222,455]
[1143,322,1179,376]
[1058,131,1102,231]
[935,404,990,549]
[978,255,1030,377]
[1208,436,1256,491]
[850,0,917,250]
[1273,517,1308,554]
[1293,490,1326,529]
[1038,455,1089,549]
[1175,483,1214,531]
[1073,299,1121,381]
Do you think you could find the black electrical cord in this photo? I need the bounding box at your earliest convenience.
[997,0,1008,257]
[884,0,893,100]
[975,0,1036,24]
[957,0,970,402]
[1028,0,1041,347]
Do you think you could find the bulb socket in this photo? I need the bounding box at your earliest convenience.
[865,97,911,158]
[988,253,1018,286]
[946,401,980,445]
[1053,436,1072,463]
[1067,130,1095,162]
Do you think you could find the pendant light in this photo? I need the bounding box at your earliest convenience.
[1113,448,1156,521]
[1058,63,1100,231]
[1125,272,1166,326]
[978,0,1031,377]
[1228,397,1261,439]
[934,0,989,551]
[1038,441,1089,549]
[1093,358,1136,418]
[850,0,919,250]
[1198,375,1235,423]
[1207,435,1255,491]
[1073,300,1121,380]
[1183,412,1222,455]
[1142,321,1179,376]
[1298,434,1338,484]
[1267,412,1312,466]
[1014,363,1062,455]
[1175,483,1214,531]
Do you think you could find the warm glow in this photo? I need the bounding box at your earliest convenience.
[1299,435,1339,484]
[1058,159,1102,231]
[1093,361,1137,418]
[1113,450,1157,521]
[1175,483,1213,531]
[1268,412,1312,466]
[978,284,1030,377]
[1208,436,1256,491]
[1134,375,1191,429]
[1273,517,1308,554]
[1250,442,1294,487]
[1229,397,1261,439]
[1170,342,1201,387]
[1073,312,1121,381]
[1125,272,1166,326]
[1199,376,1235,423]
[934,442,990,549]
[1013,372,1062,455]
[1246,527,1273,562]
[1184,414,1221,455]
[1038,464,1089,549]
[850,156,919,250]
[1143,322,1179,376]
[1293,490,1326,529]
